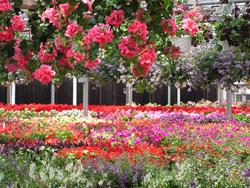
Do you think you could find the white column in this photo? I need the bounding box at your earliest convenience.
[226,89,232,120]
[7,83,16,105]
[83,79,89,117]
[218,86,223,107]
[242,87,247,103]
[7,84,11,104]
[11,82,15,105]
[168,85,171,106]
[126,86,133,106]
[73,77,77,105]
[177,88,180,105]
[51,82,55,104]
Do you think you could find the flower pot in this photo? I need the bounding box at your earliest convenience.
[170,36,191,53]
[21,0,38,9]
[221,40,239,51]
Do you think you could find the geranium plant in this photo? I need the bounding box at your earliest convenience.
[161,2,200,38]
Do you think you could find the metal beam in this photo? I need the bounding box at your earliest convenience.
[187,0,250,6]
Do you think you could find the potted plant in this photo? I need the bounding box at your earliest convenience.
[161,2,200,52]
[214,3,250,53]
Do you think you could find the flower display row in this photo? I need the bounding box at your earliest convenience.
[1,102,250,114]
[0,106,249,187]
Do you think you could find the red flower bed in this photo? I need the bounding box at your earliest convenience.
[0,103,249,114]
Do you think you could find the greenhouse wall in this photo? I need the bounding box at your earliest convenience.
[0,79,217,105]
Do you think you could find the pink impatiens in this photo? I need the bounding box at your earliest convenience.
[33,65,55,84]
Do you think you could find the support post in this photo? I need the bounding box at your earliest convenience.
[177,88,181,106]
[73,77,77,105]
[7,84,11,104]
[242,88,247,103]
[226,89,232,120]
[11,83,15,105]
[78,77,89,117]
[126,86,133,106]
[218,86,223,107]
[168,85,171,106]
[51,82,55,104]
[7,83,16,105]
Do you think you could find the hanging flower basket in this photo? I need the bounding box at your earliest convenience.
[21,0,38,9]
[170,36,191,53]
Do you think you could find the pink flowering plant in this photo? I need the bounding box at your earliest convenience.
[161,1,200,38]
[0,0,179,86]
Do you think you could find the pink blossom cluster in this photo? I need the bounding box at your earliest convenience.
[10,15,26,32]
[128,20,148,42]
[84,56,101,69]
[118,35,142,59]
[59,57,73,70]
[87,24,114,46]
[41,8,61,29]
[17,54,31,72]
[65,22,82,37]
[59,2,72,17]
[38,42,57,63]
[181,18,198,36]
[0,26,14,42]
[73,52,84,64]
[134,45,157,77]
[105,10,124,27]
[161,19,179,37]
[162,10,199,37]
[0,0,11,12]
[33,65,55,84]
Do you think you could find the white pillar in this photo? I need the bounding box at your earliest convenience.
[51,82,55,104]
[168,85,171,106]
[11,83,15,105]
[242,88,247,103]
[7,83,16,105]
[226,89,232,120]
[79,77,89,117]
[7,84,11,104]
[83,79,89,117]
[73,77,77,105]
[218,86,223,107]
[177,88,180,105]
[126,86,133,106]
